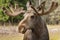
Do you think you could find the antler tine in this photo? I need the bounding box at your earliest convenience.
[2,7,14,16]
[37,1,46,11]
[40,2,58,15]
[40,1,46,14]
[31,6,39,15]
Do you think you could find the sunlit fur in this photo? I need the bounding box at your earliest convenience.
[18,12,49,40]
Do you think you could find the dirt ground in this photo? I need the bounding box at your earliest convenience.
[0,25,60,40]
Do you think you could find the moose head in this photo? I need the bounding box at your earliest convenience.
[3,1,58,40]
[17,1,58,33]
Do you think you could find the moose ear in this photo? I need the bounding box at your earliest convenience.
[26,1,33,11]
[26,1,30,8]
[26,0,32,8]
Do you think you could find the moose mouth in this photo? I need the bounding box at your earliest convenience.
[19,26,33,34]
[18,26,27,34]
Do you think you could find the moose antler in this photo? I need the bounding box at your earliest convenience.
[37,1,46,11]
[44,2,58,15]
[2,4,25,17]
[30,1,58,15]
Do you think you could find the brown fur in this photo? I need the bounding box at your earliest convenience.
[2,1,58,40]
[18,13,49,40]
[18,1,58,40]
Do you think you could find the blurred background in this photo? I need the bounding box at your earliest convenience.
[0,0,60,40]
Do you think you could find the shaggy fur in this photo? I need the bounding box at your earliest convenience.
[18,13,49,40]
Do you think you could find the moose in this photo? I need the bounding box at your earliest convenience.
[2,0,58,40]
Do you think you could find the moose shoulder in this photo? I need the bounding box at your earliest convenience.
[3,1,58,40]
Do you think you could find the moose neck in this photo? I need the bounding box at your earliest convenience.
[34,16,43,27]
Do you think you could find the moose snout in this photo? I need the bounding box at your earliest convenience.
[18,23,27,34]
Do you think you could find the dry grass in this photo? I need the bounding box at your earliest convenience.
[0,33,24,40]
[0,25,60,40]
[47,25,60,40]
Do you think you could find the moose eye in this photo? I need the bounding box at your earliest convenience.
[31,16,34,19]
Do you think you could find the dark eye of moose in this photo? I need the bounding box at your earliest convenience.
[31,15,34,19]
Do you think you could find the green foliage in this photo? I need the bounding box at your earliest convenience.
[0,0,11,22]
[0,0,28,22]
[15,14,24,20]
[0,9,9,21]
[0,0,11,7]
[0,0,60,25]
